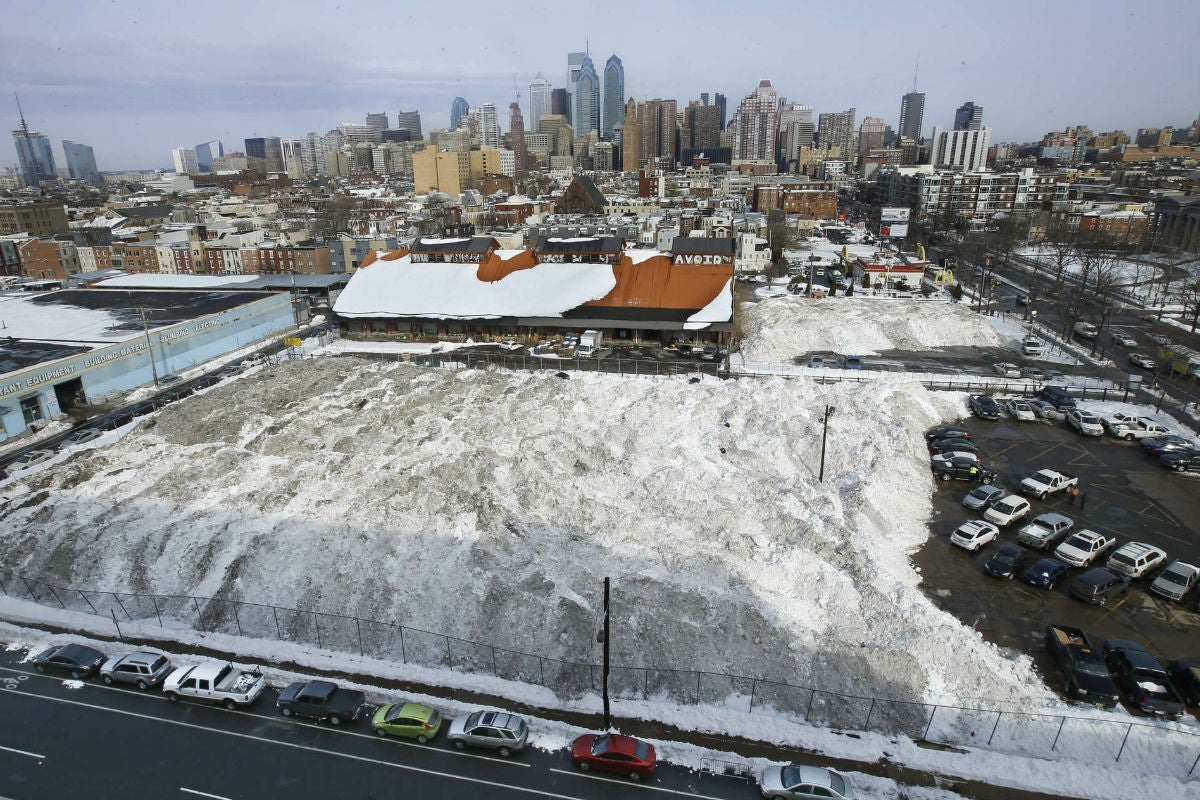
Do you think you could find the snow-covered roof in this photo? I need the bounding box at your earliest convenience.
[333,254,618,320]
[97,274,262,289]
[683,279,734,330]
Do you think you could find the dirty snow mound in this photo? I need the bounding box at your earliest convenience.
[0,359,1048,710]
[740,298,1005,362]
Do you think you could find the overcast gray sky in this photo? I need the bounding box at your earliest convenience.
[3,0,1198,171]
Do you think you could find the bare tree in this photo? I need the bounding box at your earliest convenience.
[1179,275,1200,333]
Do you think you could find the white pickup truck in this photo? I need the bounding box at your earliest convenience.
[1104,416,1169,441]
[1020,469,1078,500]
[162,662,266,709]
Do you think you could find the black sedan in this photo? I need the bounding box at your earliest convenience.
[1141,436,1193,456]
[1160,449,1200,472]
[1103,639,1185,719]
[925,425,972,442]
[968,395,1002,420]
[32,643,107,679]
[983,544,1028,579]
[932,457,996,483]
[929,437,980,455]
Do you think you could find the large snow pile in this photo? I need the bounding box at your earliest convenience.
[0,359,1052,710]
[739,297,1006,362]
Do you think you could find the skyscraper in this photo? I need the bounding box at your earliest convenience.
[12,102,56,188]
[622,97,640,171]
[479,103,500,148]
[396,110,423,140]
[954,101,983,131]
[817,108,856,157]
[567,52,586,91]
[551,89,571,123]
[245,137,284,172]
[172,147,198,175]
[194,140,222,172]
[603,55,625,139]
[449,98,469,131]
[898,91,925,142]
[858,116,887,153]
[777,103,814,170]
[930,126,991,171]
[685,102,723,151]
[714,93,727,130]
[574,56,600,137]
[638,99,677,168]
[509,102,528,172]
[365,112,389,141]
[731,80,779,162]
[529,75,552,131]
[61,140,100,184]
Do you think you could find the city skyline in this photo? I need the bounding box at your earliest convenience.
[2,0,1198,170]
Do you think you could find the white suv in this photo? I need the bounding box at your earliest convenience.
[1106,542,1168,579]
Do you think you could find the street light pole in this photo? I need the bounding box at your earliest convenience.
[601,576,611,730]
[819,405,836,483]
[138,306,160,387]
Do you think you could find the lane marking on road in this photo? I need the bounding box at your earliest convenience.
[180,789,231,800]
[0,690,591,800]
[0,665,529,768]
[548,768,727,799]
[0,743,45,759]
[1093,594,1132,625]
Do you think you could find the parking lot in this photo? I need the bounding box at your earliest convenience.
[916,411,1200,707]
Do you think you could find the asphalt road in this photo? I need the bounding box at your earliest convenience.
[0,651,757,800]
[916,411,1200,712]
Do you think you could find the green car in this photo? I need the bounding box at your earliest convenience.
[372,702,442,743]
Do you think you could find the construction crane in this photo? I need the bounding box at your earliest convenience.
[512,74,521,104]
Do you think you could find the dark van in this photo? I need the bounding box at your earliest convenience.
[1040,385,1077,410]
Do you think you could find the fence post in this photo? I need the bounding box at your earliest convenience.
[644,667,649,699]
[491,646,497,676]
[538,657,545,686]
[398,625,407,663]
[233,603,243,636]
[987,711,1004,746]
[113,594,131,620]
[0,572,8,595]
[748,679,757,713]
[1050,715,1067,751]
[805,688,819,719]
[356,617,364,657]
[76,590,98,614]
[20,576,38,601]
[46,585,67,609]
[151,595,162,627]
[193,597,205,631]
[696,671,702,703]
[922,705,939,741]
[272,606,281,638]
[445,636,452,668]
[1115,723,1133,762]
[313,612,322,648]
[1190,747,1200,776]
[864,699,876,729]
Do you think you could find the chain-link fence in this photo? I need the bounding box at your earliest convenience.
[2,569,1197,776]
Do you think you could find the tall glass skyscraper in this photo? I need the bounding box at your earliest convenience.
[13,128,56,187]
[450,97,469,131]
[573,56,599,137]
[528,74,552,131]
[194,140,223,173]
[62,140,101,184]
[603,55,624,140]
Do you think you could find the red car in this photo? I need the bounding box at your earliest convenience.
[570,733,656,780]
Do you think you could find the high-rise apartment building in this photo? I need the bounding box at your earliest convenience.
[396,110,423,140]
[731,80,779,162]
[898,92,925,142]
[509,102,528,172]
[529,75,552,132]
[622,98,640,171]
[574,56,600,137]
[953,102,983,131]
[13,127,56,187]
[930,126,991,171]
[551,88,571,123]
[714,93,727,130]
[244,137,284,172]
[776,103,814,170]
[858,116,887,153]
[449,98,469,132]
[685,102,723,151]
[479,103,500,148]
[603,55,625,139]
[172,146,198,175]
[817,108,856,157]
[637,98,677,169]
[62,140,101,184]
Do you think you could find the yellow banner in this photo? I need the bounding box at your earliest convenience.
[284,337,302,347]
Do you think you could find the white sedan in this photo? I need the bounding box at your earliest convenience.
[1129,353,1156,369]
[1066,409,1104,436]
[498,340,522,351]
[951,520,1001,551]
[992,362,1021,378]
[1004,399,1037,421]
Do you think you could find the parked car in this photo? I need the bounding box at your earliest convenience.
[699,346,718,361]
[963,484,1006,511]
[843,355,862,370]
[1045,625,1120,706]
[1003,399,1037,422]
[1040,385,1077,411]
[1141,436,1192,456]
[100,651,173,690]
[925,425,972,442]
[983,544,1028,579]
[570,733,656,781]
[931,456,995,483]
[1026,398,1060,420]
[951,520,1001,552]
[498,340,522,351]
[1024,558,1071,589]
[31,643,106,679]
[277,680,367,725]
[1111,332,1137,348]
[1020,366,1045,380]
[1166,660,1200,708]
[446,710,529,756]
[1021,339,1044,357]
[1103,639,1185,719]
[1019,469,1077,500]
[10,449,54,471]
[1129,353,1157,370]
[1146,332,1172,345]
[929,438,980,455]
[1106,542,1168,579]
[1065,409,1104,436]
[1069,568,1131,605]
[968,394,1002,420]
[992,362,1021,378]
[1017,513,1075,549]
[60,428,103,448]
[1053,530,1116,567]
[759,763,855,800]
[1160,449,1200,472]
[1148,561,1200,601]
[163,662,266,708]
[984,494,1032,527]
[372,702,443,742]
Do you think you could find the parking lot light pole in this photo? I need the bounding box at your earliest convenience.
[597,577,611,729]
[819,405,836,482]
[138,306,161,387]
